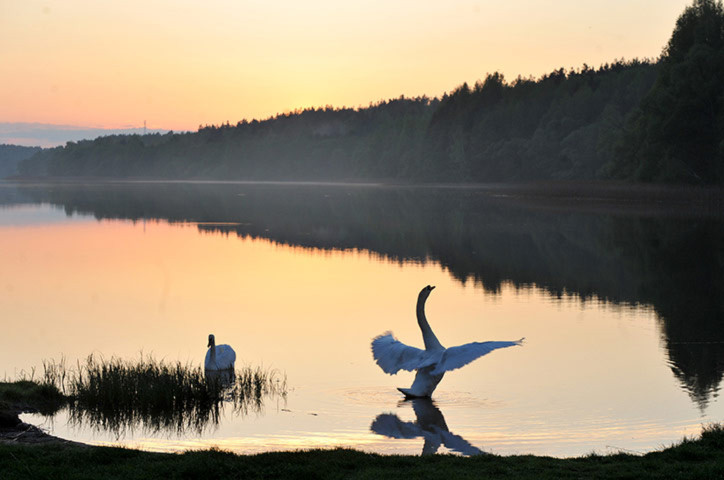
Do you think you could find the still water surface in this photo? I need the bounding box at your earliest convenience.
[1,181,723,457]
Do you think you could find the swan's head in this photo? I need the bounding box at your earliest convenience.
[419,285,436,299]
[207,334,215,348]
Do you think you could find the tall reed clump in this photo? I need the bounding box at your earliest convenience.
[234,365,288,414]
[41,354,287,437]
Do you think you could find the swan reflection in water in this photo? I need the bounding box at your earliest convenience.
[204,367,236,388]
[370,398,485,456]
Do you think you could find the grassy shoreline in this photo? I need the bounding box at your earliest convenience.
[1,426,724,479]
[3,380,724,478]
[0,380,65,414]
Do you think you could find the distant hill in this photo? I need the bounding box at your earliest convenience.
[0,144,42,178]
[16,0,724,185]
[0,123,170,148]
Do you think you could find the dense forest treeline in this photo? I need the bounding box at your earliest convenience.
[15,0,724,185]
[611,0,724,183]
[15,63,656,182]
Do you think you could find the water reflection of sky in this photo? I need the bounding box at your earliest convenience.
[3,203,722,457]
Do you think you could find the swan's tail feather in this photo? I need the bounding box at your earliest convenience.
[397,387,431,398]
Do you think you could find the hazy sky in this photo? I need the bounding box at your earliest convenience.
[1,0,691,131]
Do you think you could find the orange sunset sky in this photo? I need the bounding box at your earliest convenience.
[1,0,692,131]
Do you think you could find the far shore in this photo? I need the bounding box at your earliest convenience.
[3,176,723,218]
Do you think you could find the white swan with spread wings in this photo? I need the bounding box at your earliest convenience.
[371,285,523,397]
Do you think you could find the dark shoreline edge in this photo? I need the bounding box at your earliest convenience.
[1,424,724,480]
[5,176,722,195]
[4,177,723,218]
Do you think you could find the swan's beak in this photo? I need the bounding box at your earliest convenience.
[207,340,211,348]
[429,285,435,291]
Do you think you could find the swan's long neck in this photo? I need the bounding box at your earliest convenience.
[209,338,216,362]
[417,294,443,351]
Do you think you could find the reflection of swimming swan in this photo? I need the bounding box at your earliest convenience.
[370,398,484,456]
[205,334,236,370]
[372,285,523,397]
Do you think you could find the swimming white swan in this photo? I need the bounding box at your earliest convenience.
[371,285,523,397]
[205,334,236,370]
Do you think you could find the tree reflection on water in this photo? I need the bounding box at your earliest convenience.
[6,181,724,408]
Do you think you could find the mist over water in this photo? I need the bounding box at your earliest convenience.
[2,181,723,456]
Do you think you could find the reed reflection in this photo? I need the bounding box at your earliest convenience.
[371,398,485,456]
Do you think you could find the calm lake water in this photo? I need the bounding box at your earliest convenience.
[1,181,723,457]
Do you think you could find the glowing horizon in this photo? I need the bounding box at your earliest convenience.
[1,0,692,131]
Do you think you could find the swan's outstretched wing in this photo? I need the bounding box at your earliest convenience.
[370,413,423,439]
[438,429,485,456]
[371,333,435,375]
[431,338,524,375]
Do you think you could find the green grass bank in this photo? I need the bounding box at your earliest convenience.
[0,380,65,415]
[2,425,724,480]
